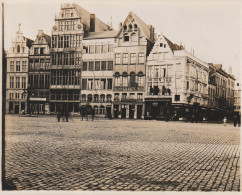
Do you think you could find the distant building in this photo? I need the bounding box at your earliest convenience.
[28,30,51,114]
[234,79,241,115]
[6,24,33,114]
[207,63,235,120]
[146,34,209,121]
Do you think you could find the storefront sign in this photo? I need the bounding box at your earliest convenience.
[29,97,46,101]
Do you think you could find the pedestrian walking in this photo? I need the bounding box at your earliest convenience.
[65,112,69,122]
[91,108,95,121]
[233,115,237,127]
[57,112,60,122]
[223,117,227,126]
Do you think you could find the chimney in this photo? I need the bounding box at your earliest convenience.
[228,65,232,75]
[90,14,95,32]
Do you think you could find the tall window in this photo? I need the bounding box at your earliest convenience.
[138,76,143,87]
[102,45,107,53]
[16,61,20,71]
[83,61,87,71]
[15,93,19,99]
[123,76,128,87]
[17,45,20,53]
[100,106,105,114]
[88,79,93,89]
[16,77,20,88]
[22,61,27,72]
[10,61,14,71]
[10,77,14,88]
[9,93,13,100]
[89,61,94,71]
[138,53,144,64]
[130,53,136,64]
[95,61,100,71]
[96,45,101,53]
[115,76,120,87]
[115,53,121,64]
[123,53,128,64]
[107,61,113,70]
[22,77,26,89]
[108,44,113,52]
[107,79,112,89]
[154,66,159,78]
[89,45,95,53]
[101,61,106,71]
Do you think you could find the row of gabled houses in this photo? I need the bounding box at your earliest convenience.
[5,3,239,121]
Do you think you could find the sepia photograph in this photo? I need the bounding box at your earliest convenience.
[1,0,241,194]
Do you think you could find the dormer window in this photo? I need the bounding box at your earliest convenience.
[164,44,166,48]
[134,24,138,31]
[123,25,127,31]
[128,24,133,31]
[17,45,20,53]
[124,35,129,42]
[160,43,163,47]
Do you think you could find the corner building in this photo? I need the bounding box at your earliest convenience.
[145,34,209,121]
[113,12,155,119]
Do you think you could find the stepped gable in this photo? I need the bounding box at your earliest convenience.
[163,36,184,52]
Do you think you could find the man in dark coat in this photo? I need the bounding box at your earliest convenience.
[233,115,237,127]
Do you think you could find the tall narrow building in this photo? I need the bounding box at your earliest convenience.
[113,12,155,119]
[6,24,33,114]
[28,30,51,114]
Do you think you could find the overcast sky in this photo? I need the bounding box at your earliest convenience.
[3,0,242,79]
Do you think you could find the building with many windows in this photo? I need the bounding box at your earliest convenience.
[5,3,237,121]
[234,79,241,115]
[81,32,116,117]
[28,30,51,114]
[145,34,209,121]
[113,12,155,119]
[6,25,33,114]
[207,63,235,120]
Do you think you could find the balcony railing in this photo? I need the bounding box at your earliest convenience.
[114,86,144,91]
[114,98,143,102]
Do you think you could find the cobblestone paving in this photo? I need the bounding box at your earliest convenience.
[4,115,240,191]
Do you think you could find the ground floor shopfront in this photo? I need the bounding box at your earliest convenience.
[113,102,144,119]
[6,100,26,114]
[49,101,80,114]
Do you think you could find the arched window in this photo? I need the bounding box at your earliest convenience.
[100,94,105,102]
[87,94,92,102]
[128,24,133,31]
[17,45,20,53]
[94,94,99,102]
[122,72,128,87]
[81,94,86,102]
[134,24,138,31]
[106,94,112,102]
[138,71,144,87]
[114,73,120,87]
[130,72,136,87]
[123,25,127,31]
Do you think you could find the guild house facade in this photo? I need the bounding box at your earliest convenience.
[5,3,236,120]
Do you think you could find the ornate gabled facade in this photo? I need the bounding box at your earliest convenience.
[146,34,209,121]
[112,12,155,119]
[28,30,51,114]
[49,3,83,114]
[6,24,33,114]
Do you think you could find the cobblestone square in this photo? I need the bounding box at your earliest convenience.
[3,115,240,191]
